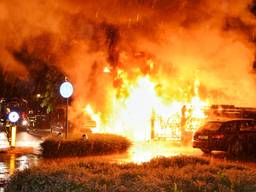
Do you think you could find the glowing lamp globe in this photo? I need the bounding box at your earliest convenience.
[60,82,73,98]
[8,111,20,123]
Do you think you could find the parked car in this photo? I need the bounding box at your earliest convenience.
[193,118,256,156]
[27,113,51,130]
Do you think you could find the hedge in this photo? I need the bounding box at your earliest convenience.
[40,133,131,158]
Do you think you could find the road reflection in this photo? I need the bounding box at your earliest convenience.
[0,131,41,190]
[0,153,39,188]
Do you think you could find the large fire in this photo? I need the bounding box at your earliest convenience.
[82,64,209,142]
[0,1,254,143]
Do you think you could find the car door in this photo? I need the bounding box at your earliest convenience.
[220,121,239,147]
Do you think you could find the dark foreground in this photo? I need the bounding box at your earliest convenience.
[6,156,256,192]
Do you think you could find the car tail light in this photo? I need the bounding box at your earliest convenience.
[211,134,224,139]
[22,119,28,126]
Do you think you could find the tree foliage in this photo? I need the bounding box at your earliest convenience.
[0,35,66,113]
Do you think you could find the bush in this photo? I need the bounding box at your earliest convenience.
[6,156,256,192]
[40,133,131,158]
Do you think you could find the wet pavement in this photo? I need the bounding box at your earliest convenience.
[0,153,39,188]
[0,131,41,190]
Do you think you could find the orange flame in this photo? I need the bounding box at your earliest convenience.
[83,68,209,141]
[84,104,101,133]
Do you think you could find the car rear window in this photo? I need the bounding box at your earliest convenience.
[199,122,222,131]
[240,121,256,131]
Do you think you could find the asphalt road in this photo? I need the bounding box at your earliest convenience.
[0,131,42,150]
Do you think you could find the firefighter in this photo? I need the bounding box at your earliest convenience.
[4,107,12,146]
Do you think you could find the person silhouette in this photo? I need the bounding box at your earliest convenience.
[4,107,11,146]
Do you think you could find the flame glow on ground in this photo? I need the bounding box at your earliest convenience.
[83,68,209,142]
[124,142,202,163]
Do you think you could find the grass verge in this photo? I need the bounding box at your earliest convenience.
[40,133,131,158]
[6,156,256,192]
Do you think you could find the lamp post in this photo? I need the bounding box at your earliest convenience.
[59,81,73,139]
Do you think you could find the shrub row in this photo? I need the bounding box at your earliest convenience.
[40,133,131,158]
[6,156,256,192]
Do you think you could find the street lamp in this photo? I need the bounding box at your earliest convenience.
[59,81,73,139]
